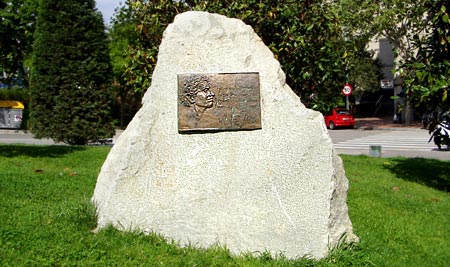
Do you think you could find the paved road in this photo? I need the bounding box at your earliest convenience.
[0,130,122,145]
[328,128,450,161]
[0,130,55,145]
[1,128,449,161]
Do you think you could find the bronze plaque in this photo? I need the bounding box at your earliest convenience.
[178,72,261,132]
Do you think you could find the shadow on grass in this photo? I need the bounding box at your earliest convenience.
[0,144,86,158]
[383,157,450,192]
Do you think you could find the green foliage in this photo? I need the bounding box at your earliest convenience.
[124,0,188,96]
[400,0,450,115]
[111,0,382,117]
[0,88,28,102]
[0,0,38,86]
[344,0,425,60]
[0,146,449,266]
[341,0,449,120]
[348,52,384,94]
[29,0,114,145]
[108,0,191,127]
[109,3,138,81]
[109,1,151,127]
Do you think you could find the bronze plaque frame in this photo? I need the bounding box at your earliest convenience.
[178,72,261,132]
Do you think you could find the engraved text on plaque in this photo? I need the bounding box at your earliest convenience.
[178,72,261,132]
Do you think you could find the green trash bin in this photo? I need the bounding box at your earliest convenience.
[0,100,24,129]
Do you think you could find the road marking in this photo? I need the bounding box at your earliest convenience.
[334,131,437,152]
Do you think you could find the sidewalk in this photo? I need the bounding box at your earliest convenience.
[355,116,423,130]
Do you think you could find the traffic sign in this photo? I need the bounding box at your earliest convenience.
[342,84,353,96]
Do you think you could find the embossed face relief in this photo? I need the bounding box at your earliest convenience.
[193,81,215,109]
[178,72,261,132]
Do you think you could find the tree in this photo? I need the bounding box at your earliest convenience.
[337,0,426,65]
[124,0,188,97]
[356,0,450,123]
[401,0,450,124]
[107,0,191,127]
[110,0,387,119]
[335,0,389,96]
[184,0,356,112]
[337,0,438,124]
[348,51,384,94]
[108,1,141,127]
[0,0,38,87]
[29,0,114,145]
[114,0,357,114]
[108,0,189,127]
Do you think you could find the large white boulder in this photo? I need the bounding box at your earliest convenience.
[92,11,357,259]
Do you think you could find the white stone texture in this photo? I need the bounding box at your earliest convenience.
[92,11,357,259]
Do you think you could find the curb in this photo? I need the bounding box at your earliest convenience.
[356,126,424,131]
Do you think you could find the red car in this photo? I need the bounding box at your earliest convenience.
[323,108,355,129]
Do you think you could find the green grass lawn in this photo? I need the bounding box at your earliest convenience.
[0,145,449,266]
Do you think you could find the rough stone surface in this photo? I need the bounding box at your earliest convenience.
[92,11,358,259]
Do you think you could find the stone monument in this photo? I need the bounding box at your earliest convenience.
[92,11,358,259]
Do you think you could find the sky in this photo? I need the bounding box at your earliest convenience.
[96,0,123,25]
